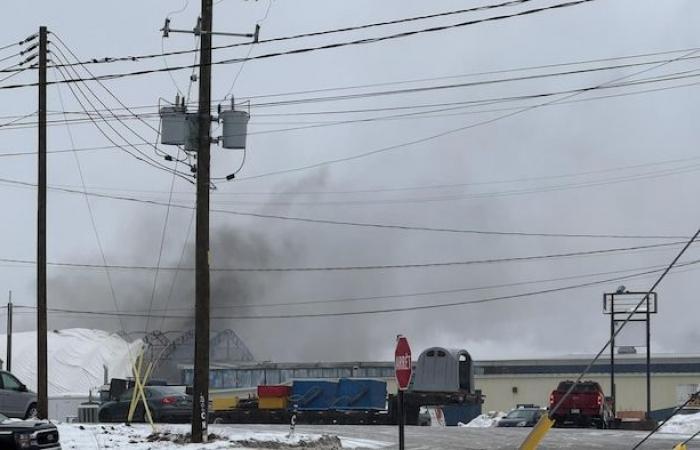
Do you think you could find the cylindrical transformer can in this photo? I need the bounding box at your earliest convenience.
[220,109,250,149]
[159,105,187,145]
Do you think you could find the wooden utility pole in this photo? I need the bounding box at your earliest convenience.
[192,0,212,443]
[6,291,12,373]
[37,25,48,420]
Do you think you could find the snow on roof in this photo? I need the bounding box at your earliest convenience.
[0,328,142,396]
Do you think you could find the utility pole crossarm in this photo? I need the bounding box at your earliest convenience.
[161,17,259,41]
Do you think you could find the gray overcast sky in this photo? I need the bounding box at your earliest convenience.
[1,0,699,362]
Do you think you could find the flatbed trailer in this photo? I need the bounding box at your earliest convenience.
[211,390,482,425]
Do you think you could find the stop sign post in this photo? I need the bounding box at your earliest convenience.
[395,335,412,450]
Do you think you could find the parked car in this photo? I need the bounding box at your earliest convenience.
[549,380,613,428]
[0,412,61,449]
[0,371,38,419]
[98,385,192,423]
[497,407,544,427]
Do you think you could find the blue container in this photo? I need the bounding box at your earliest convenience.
[333,378,386,410]
[290,380,338,410]
[441,404,482,426]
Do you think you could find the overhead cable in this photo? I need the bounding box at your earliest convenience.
[25,0,544,69]
[234,50,700,182]
[111,259,700,311]
[0,0,599,89]
[11,259,700,320]
[0,241,691,272]
[0,175,690,240]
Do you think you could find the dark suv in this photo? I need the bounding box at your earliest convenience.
[0,371,38,419]
[0,412,61,449]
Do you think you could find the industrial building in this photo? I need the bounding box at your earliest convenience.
[182,353,700,419]
[475,353,700,418]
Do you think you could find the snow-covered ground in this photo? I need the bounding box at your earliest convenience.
[0,328,141,395]
[58,423,391,449]
[657,411,700,435]
[459,411,505,428]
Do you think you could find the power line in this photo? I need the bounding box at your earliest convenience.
[207,161,700,207]
[50,52,194,184]
[0,43,20,53]
[0,64,32,86]
[0,111,37,128]
[50,39,189,167]
[12,258,700,320]
[0,51,22,65]
[0,33,36,54]
[53,36,182,154]
[0,68,697,140]
[238,62,700,110]
[237,49,700,102]
[3,58,698,132]
[0,143,153,158]
[0,241,691,272]
[5,45,691,118]
[27,0,543,70]
[234,50,700,182]
[117,259,700,311]
[0,175,690,240]
[200,154,700,197]
[0,47,694,127]
[0,0,600,90]
[2,73,700,165]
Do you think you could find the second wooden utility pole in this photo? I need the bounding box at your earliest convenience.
[37,25,48,420]
[6,291,12,373]
[192,0,213,443]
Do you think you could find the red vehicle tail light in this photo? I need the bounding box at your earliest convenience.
[549,394,554,406]
[597,394,603,406]
[161,396,178,405]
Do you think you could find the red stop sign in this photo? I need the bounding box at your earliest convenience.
[394,335,412,391]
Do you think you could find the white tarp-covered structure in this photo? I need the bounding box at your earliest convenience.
[0,328,142,395]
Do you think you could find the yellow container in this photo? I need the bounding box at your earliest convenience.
[212,395,239,411]
[259,396,288,410]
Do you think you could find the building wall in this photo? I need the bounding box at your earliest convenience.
[475,373,700,413]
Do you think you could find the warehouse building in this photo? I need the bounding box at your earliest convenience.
[184,353,700,418]
[476,353,700,418]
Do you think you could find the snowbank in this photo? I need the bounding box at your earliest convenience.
[459,412,505,428]
[0,328,142,395]
[58,424,391,449]
[658,411,700,435]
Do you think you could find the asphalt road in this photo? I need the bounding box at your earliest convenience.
[219,424,700,449]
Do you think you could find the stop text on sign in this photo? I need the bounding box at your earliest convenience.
[395,354,411,370]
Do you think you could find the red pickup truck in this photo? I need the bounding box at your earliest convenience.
[548,380,613,428]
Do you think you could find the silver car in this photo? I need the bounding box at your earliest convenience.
[0,371,37,419]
